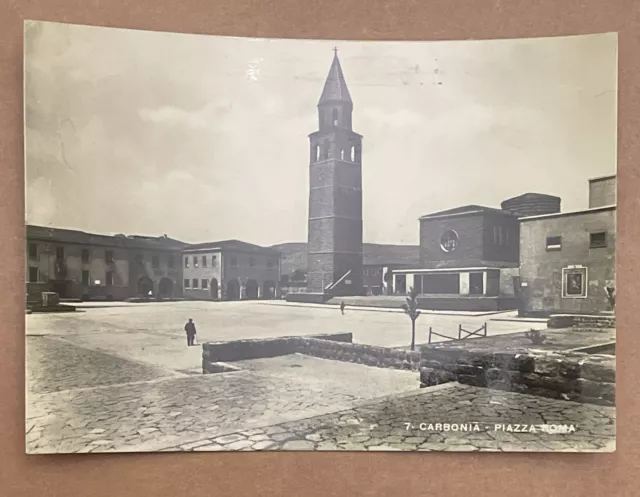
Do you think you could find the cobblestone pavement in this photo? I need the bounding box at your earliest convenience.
[166,384,615,453]
[26,303,613,454]
[27,336,179,394]
[26,338,417,454]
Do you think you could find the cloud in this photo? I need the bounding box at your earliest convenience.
[362,107,424,128]
[138,105,208,129]
[26,177,57,226]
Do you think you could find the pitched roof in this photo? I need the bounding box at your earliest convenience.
[419,204,513,220]
[26,225,187,251]
[27,225,279,255]
[184,239,280,255]
[318,51,352,105]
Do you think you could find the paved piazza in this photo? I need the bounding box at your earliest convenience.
[26,301,613,453]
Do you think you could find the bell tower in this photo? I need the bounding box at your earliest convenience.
[306,49,363,296]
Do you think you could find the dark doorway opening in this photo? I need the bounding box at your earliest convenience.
[246,279,259,299]
[138,276,154,297]
[158,278,173,299]
[262,280,276,299]
[469,272,484,295]
[210,278,219,300]
[226,279,240,300]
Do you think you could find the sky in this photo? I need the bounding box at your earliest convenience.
[24,22,617,246]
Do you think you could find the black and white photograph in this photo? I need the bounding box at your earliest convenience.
[24,21,617,453]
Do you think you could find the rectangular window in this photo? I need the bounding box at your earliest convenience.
[106,271,113,286]
[202,256,208,268]
[184,279,190,288]
[184,257,189,268]
[249,257,255,267]
[28,266,38,283]
[82,270,90,286]
[590,232,607,248]
[28,243,38,260]
[135,254,144,265]
[81,248,90,263]
[194,256,199,268]
[202,279,209,289]
[56,246,64,259]
[105,250,114,263]
[231,257,238,267]
[192,278,199,289]
[152,255,160,268]
[563,267,587,298]
[546,236,562,251]
[168,255,175,268]
[212,255,218,267]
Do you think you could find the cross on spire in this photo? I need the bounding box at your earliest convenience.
[318,47,352,104]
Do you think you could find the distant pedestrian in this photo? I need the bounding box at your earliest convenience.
[184,318,197,346]
[340,301,346,315]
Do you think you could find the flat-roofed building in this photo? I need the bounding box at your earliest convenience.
[518,176,616,317]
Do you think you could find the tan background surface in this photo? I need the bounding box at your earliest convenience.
[1,0,637,495]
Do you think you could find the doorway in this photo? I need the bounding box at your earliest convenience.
[469,272,484,295]
[210,278,219,300]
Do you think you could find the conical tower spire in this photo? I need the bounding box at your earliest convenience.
[318,48,352,105]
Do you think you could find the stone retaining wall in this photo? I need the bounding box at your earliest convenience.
[419,346,615,406]
[285,293,330,304]
[202,332,352,368]
[548,314,615,329]
[298,337,421,371]
[202,332,421,373]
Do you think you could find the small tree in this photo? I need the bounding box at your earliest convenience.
[402,286,421,351]
[605,286,616,311]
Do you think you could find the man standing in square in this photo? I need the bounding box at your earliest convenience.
[184,318,197,346]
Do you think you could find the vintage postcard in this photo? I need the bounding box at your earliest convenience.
[24,21,617,453]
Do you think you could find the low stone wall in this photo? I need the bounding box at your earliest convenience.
[202,332,422,373]
[419,346,615,406]
[298,337,421,371]
[28,303,77,313]
[285,293,330,304]
[548,314,615,329]
[202,332,353,371]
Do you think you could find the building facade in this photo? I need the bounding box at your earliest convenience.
[306,50,364,296]
[589,174,617,209]
[182,241,280,301]
[387,193,563,311]
[26,227,282,303]
[26,225,185,301]
[519,177,616,317]
[390,205,522,310]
